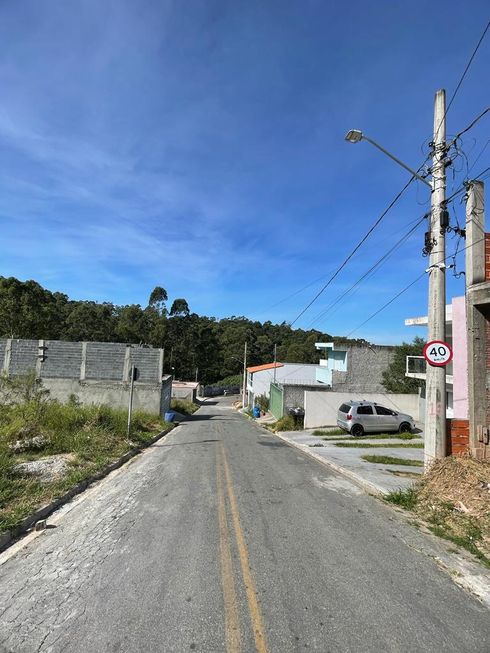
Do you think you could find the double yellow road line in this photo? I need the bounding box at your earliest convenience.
[216,441,268,653]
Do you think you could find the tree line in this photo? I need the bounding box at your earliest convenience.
[0,276,373,384]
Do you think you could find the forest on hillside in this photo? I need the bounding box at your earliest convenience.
[0,276,370,384]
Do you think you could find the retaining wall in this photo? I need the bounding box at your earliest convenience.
[0,338,170,416]
[304,391,419,429]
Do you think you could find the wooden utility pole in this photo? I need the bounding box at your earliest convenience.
[425,89,447,464]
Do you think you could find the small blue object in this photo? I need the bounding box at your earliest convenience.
[252,406,260,419]
[165,412,175,422]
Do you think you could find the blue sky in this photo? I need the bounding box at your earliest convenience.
[1,1,489,344]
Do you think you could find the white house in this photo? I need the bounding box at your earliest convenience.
[247,362,320,407]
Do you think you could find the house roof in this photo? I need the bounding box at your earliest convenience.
[247,362,284,373]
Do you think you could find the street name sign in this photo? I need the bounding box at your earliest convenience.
[423,340,453,367]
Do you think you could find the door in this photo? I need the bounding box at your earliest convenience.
[375,405,398,432]
[355,405,376,432]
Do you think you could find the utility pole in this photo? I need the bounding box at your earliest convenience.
[127,364,136,439]
[465,180,486,458]
[195,367,199,383]
[273,344,277,383]
[425,89,447,464]
[242,342,247,408]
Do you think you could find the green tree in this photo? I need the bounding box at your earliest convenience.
[170,298,190,317]
[114,305,152,343]
[148,286,168,316]
[62,301,116,342]
[0,277,67,339]
[382,337,425,393]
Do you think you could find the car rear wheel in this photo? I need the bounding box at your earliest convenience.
[351,423,364,437]
[399,422,411,434]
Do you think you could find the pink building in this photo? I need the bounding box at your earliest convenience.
[405,296,468,420]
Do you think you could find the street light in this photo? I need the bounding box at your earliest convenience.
[346,90,447,465]
[345,130,432,188]
[227,345,248,408]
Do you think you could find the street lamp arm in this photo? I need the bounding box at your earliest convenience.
[361,135,432,188]
[345,130,432,188]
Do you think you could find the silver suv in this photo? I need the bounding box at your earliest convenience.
[337,400,415,437]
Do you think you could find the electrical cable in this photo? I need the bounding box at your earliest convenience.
[345,236,487,338]
[305,214,428,329]
[435,20,490,139]
[448,107,490,148]
[468,138,490,174]
[288,174,418,327]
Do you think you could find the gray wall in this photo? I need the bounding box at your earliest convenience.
[304,390,420,428]
[331,345,395,393]
[1,339,164,382]
[0,338,169,416]
[282,384,326,410]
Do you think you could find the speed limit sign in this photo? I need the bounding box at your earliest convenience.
[423,340,453,367]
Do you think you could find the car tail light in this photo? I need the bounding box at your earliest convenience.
[347,414,352,420]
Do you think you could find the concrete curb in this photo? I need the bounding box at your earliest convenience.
[271,430,387,497]
[0,426,176,554]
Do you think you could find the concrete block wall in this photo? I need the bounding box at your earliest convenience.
[8,340,39,376]
[282,384,325,411]
[0,338,167,416]
[0,339,164,383]
[85,342,126,381]
[331,345,395,393]
[42,341,83,379]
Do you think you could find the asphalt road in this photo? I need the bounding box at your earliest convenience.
[1,397,489,652]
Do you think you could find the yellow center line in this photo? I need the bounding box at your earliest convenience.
[216,446,242,653]
[220,442,269,653]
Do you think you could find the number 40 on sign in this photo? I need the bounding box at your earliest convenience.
[423,340,453,367]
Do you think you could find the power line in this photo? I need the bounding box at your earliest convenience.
[449,106,490,146]
[435,20,490,139]
[299,163,490,330]
[345,236,487,338]
[288,174,418,327]
[468,139,490,174]
[305,213,428,329]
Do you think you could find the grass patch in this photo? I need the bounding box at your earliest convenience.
[313,430,419,440]
[382,456,490,569]
[385,486,419,509]
[386,469,422,479]
[266,415,303,432]
[0,394,173,534]
[170,398,199,415]
[428,525,490,569]
[362,454,424,467]
[335,442,424,449]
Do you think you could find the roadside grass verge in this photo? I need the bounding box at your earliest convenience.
[335,442,424,449]
[312,429,346,436]
[0,400,172,534]
[384,456,490,569]
[265,415,303,432]
[170,398,199,415]
[362,454,424,467]
[322,433,420,441]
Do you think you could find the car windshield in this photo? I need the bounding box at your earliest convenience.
[339,404,351,414]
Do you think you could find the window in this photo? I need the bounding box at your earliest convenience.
[375,406,393,416]
[356,405,373,415]
[339,403,351,414]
